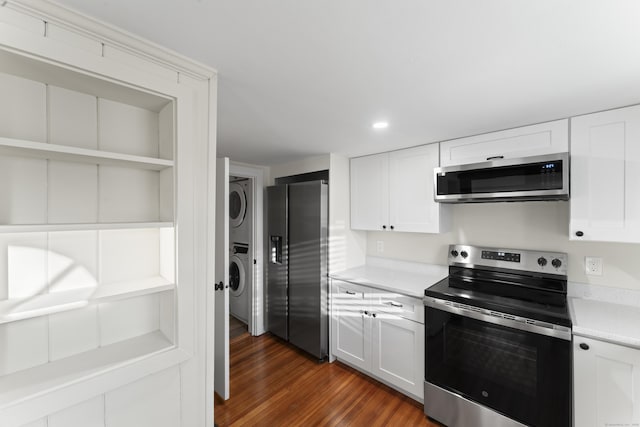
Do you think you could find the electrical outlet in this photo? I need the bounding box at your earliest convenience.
[585,257,603,276]
[376,240,384,253]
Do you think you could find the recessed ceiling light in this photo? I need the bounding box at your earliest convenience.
[372,121,389,129]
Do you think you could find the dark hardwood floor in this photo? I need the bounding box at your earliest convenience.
[214,331,441,426]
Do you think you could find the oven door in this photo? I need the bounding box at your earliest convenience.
[425,300,571,427]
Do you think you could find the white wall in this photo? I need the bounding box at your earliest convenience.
[268,154,330,185]
[329,154,366,273]
[367,201,640,290]
[268,153,366,273]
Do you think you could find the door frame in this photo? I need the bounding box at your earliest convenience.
[230,162,266,336]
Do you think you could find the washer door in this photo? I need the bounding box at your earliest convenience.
[229,255,245,297]
[229,182,247,228]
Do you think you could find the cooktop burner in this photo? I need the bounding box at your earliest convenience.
[425,244,571,326]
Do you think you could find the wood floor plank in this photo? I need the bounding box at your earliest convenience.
[215,332,441,426]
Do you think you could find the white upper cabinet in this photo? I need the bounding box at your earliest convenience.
[350,144,449,233]
[440,119,569,167]
[570,105,640,242]
[350,152,389,232]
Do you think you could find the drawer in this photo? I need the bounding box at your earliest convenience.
[331,280,368,312]
[371,291,424,324]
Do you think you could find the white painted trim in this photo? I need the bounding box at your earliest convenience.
[230,162,266,336]
[0,346,190,427]
[205,75,218,427]
[7,0,216,79]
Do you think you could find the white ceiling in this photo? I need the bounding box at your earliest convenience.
[55,0,640,166]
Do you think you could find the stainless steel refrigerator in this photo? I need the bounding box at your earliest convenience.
[266,181,328,360]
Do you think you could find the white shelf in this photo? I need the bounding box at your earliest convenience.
[0,222,174,233]
[0,137,174,170]
[0,277,174,324]
[0,331,174,409]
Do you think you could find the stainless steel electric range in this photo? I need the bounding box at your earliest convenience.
[423,245,572,427]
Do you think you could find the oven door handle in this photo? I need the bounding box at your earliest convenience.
[423,297,572,341]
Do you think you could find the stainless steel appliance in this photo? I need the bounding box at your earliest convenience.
[423,245,572,427]
[434,152,569,203]
[266,181,328,360]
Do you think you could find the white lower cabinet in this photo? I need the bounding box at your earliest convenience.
[331,279,424,401]
[573,336,640,427]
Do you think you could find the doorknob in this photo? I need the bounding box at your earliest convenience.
[215,282,224,291]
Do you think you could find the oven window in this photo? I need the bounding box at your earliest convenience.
[445,324,537,397]
[426,307,571,427]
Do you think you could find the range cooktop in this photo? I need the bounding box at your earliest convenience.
[424,244,572,327]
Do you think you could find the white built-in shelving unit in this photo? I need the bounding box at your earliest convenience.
[0,46,178,414]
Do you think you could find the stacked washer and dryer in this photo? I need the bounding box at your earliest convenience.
[229,177,253,324]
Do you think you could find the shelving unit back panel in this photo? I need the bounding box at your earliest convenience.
[99,228,161,285]
[0,290,175,378]
[48,85,98,149]
[98,167,161,223]
[0,49,171,113]
[48,161,98,224]
[0,316,48,376]
[0,72,46,142]
[47,230,99,293]
[99,294,161,347]
[0,228,173,303]
[0,232,48,300]
[0,156,47,225]
[98,99,160,158]
[49,306,99,361]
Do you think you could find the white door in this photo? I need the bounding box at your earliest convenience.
[370,313,424,400]
[331,280,370,371]
[388,143,446,233]
[574,336,640,427]
[214,157,230,399]
[350,153,389,231]
[570,105,640,243]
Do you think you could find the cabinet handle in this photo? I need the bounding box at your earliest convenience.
[371,312,377,318]
[345,290,356,295]
[486,155,504,161]
[390,225,394,230]
[385,301,403,308]
[575,231,584,237]
[579,343,589,350]
[364,310,369,316]
[382,225,387,230]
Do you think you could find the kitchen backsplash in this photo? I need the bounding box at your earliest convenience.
[366,201,640,290]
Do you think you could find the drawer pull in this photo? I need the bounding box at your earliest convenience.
[345,290,356,295]
[385,301,403,308]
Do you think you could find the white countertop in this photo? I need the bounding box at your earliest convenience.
[329,256,448,299]
[569,282,640,349]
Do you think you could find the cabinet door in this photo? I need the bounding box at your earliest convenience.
[370,312,424,400]
[350,153,389,231]
[570,105,640,242]
[440,119,568,167]
[388,144,448,233]
[574,337,640,427]
[331,280,370,371]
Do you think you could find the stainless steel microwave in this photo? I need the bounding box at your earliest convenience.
[434,152,569,203]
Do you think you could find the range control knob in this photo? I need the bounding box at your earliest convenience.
[460,251,469,259]
[450,250,459,257]
[537,257,547,267]
[552,258,562,268]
